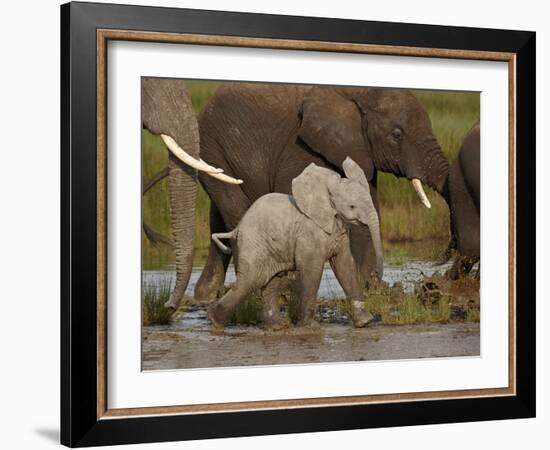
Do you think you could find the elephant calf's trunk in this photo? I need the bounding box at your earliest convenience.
[364,210,384,279]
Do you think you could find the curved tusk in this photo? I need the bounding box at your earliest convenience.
[207,172,243,185]
[160,134,223,173]
[412,178,431,209]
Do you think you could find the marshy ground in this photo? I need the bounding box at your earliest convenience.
[143,319,479,370]
[142,260,480,370]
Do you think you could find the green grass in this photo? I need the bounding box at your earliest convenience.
[466,304,481,322]
[142,82,479,268]
[142,279,174,326]
[230,291,263,325]
[364,292,452,325]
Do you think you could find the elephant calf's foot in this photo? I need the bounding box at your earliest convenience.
[262,318,290,332]
[295,319,321,332]
[207,303,230,333]
[351,300,374,328]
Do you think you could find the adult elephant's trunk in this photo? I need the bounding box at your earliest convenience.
[361,207,384,280]
[165,153,197,309]
[411,137,450,205]
[142,79,242,311]
[142,79,200,311]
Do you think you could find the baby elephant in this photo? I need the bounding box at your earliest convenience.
[208,157,383,331]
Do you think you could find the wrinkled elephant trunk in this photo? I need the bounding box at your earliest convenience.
[164,153,197,310]
[363,209,384,279]
[423,143,450,197]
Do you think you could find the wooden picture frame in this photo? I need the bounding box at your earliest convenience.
[61,1,535,446]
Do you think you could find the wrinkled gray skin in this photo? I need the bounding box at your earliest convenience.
[445,122,480,279]
[195,83,448,301]
[207,159,383,331]
[142,78,199,309]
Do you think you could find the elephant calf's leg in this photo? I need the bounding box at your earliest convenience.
[330,241,374,328]
[294,260,324,327]
[207,279,255,331]
[207,261,269,332]
[261,275,290,330]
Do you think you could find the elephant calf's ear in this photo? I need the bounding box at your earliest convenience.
[343,157,370,188]
[292,164,339,234]
[299,87,375,182]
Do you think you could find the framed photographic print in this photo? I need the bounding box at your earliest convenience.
[61,1,536,447]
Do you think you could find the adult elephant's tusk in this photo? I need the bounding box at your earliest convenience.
[161,134,223,173]
[412,178,431,209]
[207,172,244,185]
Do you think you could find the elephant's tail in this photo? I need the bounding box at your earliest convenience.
[212,229,237,255]
[143,166,169,195]
[143,223,174,248]
[142,166,174,248]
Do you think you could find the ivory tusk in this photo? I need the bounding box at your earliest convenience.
[412,178,431,209]
[207,172,244,185]
[160,134,223,173]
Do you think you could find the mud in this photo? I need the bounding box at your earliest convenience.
[142,303,479,370]
[142,259,480,370]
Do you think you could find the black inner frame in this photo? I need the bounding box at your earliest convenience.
[61,2,536,447]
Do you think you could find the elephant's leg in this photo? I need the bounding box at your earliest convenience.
[207,277,256,332]
[349,225,378,288]
[194,204,231,301]
[261,275,290,330]
[448,255,477,280]
[197,173,252,300]
[295,268,324,326]
[294,246,325,326]
[446,160,480,279]
[329,237,374,328]
[349,185,380,288]
[199,171,252,230]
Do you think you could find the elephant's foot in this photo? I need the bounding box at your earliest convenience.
[163,293,182,311]
[445,259,461,280]
[351,300,374,328]
[262,318,290,332]
[207,302,230,333]
[295,319,321,332]
[261,303,287,331]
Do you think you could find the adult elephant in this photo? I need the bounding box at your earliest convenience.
[445,122,480,279]
[194,83,449,301]
[142,78,241,310]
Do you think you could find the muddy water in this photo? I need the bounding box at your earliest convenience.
[143,308,479,370]
[142,260,481,370]
[143,260,454,299]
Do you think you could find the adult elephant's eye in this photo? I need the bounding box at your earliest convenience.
[391,128,403,140]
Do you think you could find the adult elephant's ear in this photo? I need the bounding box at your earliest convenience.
[299,87,375,182]
[292,163,340,234]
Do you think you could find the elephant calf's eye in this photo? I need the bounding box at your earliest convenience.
[391,128,403,140]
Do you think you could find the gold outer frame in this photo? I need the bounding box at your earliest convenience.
[96,29,516,420]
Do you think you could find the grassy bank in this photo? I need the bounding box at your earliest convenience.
[142,81,479,268]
